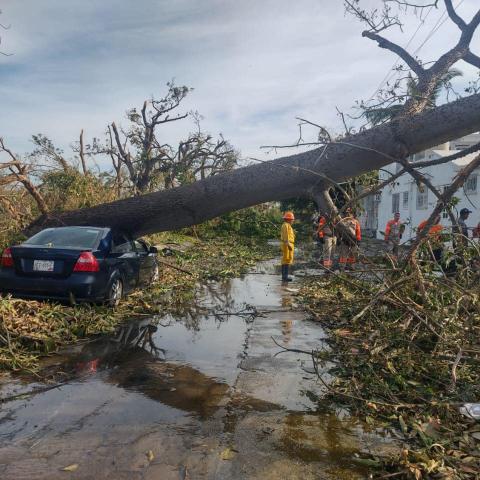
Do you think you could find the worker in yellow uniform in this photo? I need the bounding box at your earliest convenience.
[280,211,295,282]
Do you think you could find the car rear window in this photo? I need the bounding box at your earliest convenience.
[24,227,103,249]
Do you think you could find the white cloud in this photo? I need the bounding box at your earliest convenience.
[0,0,479,167]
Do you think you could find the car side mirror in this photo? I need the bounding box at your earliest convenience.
[149,246,158,254]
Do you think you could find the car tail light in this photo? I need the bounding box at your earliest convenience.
[1,248,14,268]
[73,251,99,272]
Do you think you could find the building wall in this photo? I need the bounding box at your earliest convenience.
[358,189,379,237]
[374,134,480,240]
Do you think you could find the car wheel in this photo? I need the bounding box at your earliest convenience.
[106,276,123,307]
[150,263,160,283]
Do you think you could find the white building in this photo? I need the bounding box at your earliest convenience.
[359,133,480,240]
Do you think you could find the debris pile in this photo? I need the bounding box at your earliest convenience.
[299,260,480,478]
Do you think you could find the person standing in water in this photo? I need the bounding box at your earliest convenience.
[280,211,295,282]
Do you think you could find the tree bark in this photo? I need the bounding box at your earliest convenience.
[27,93,480,237]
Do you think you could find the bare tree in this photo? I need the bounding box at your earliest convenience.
[160,115,239,188]
[103,91,239,193]
[110,82,192,194]
[28,134,71,173]
[0,138,48,215]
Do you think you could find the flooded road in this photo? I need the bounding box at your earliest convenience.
[0,260,393,479]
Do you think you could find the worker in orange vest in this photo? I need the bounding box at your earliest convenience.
[336,208,361,270]
[418,215,444,263]
[384,212,404,257]
[280,211,295,282]
[317,215,337,271]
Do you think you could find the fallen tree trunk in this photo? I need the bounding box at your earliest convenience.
[28,94,480,237]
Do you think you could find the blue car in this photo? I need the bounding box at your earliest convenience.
[0,226,159,306]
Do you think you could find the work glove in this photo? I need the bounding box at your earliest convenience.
[288,244,293,252]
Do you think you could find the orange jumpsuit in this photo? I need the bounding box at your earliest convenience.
[418,220,444,263]
[337,216,361,267]
[385,219,402,256]
[317,216,336,268]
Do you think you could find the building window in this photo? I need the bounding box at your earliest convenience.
[465,174,478,194]
[402,191,409,209]
[392,193,400,213]
[416,186,428,210]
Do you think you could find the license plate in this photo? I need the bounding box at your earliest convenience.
[33,260,54,272]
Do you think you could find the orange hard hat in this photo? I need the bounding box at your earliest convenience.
[283,211,295,221]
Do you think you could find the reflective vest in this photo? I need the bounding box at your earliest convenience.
[317,216,334,238]
[418,220,443,237]
[385,219,402,241]
[337,216,361,243]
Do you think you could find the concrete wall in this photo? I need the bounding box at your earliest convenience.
[373,134,480,241]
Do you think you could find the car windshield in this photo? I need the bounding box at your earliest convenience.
[24,227,103,249]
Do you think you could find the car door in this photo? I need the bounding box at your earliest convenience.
[134,239,156,285]
[111,232,140,290]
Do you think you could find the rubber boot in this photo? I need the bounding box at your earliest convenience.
[282,264,293,282]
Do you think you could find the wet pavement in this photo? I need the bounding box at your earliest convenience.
[0,259,395,479]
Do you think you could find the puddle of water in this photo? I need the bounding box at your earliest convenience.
[0,258,396,479]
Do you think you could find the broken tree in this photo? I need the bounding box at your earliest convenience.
[26,1,480,236]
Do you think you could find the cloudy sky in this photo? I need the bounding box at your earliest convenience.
[0,0,478,168]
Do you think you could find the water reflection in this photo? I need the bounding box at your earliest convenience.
[111,355,230,418]
[70,319,279,419]
[0,259,396,479]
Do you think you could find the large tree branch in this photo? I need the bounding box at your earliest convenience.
[461,9,480,44]
[444,0,466,30]
[414,141,480,168]
[464,50,480,69]
[111,122,136,185]
[445,1,480,44]
[362,31,425,76]
[407,152,480,257]
[26,93,480,237]
[399,157,458,227]
[343,167,407,210]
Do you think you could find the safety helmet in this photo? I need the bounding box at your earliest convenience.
[283,211,295,221]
